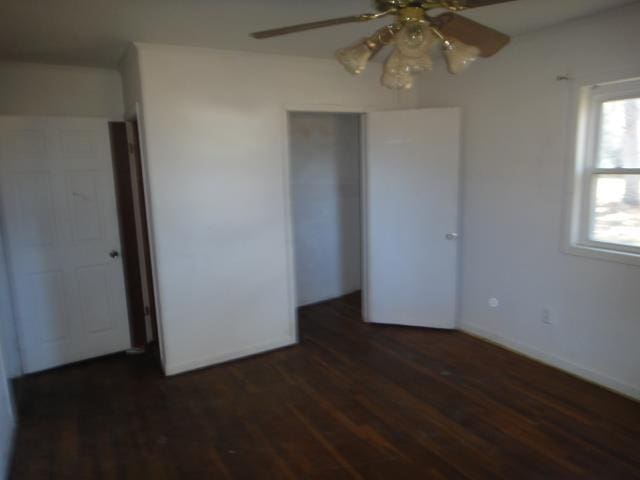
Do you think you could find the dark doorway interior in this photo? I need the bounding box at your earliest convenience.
[109,121,158,350]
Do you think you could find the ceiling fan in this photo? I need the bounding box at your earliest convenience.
[251,0,514,90]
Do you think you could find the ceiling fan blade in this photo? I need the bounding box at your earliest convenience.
[251,14,375,39]
[422,0,515,10]
[434,13,510,57]
[453,0,516,8]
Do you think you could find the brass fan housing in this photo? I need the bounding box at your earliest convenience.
[373,0,420,9]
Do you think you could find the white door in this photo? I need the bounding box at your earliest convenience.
[0,117,131,373]
[365,108,460,329]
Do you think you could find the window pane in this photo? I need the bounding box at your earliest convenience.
[591,174,640,247]
[597,97,640,168]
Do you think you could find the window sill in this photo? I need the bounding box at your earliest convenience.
[564,243,640,267]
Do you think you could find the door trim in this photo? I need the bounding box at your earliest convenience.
[127,104,167,370]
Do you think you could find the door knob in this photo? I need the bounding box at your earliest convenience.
[109,250,120,259]
[446,233,459,240]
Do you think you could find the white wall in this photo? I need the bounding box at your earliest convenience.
[418,3,640,399]
[0,234,15,480]
[0,62,124,119]
[133,44,415,375]
[290,112,361,306]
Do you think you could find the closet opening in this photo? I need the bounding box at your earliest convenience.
[288,112,364,324]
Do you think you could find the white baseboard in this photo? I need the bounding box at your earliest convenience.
[164,336,297,376]
[459,322,640,402]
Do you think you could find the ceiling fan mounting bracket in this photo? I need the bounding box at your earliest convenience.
[398,7,425,22]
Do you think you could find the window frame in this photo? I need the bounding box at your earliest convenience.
[565,74,640,266]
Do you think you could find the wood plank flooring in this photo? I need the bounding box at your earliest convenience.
[10,292,640,479]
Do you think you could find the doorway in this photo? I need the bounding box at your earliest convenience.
[109,121,158,354]
[287,107,462,332]
[288,112,364,313]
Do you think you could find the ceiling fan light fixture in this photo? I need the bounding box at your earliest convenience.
[336,25,398,76]
[336,39,377,75]
[403,53,433,73]
[396,21,434,59]
[441,37,480,74]
[382,69,414,90]
[251,0,514,89]
[382,48,414,90]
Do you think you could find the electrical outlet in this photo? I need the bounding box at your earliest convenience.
[541,307,553,325]
[488,298,499,308]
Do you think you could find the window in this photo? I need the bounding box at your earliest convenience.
[568,77,640,264]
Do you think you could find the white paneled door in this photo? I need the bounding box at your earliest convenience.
[0,117,130,373]
[365,108,460,329]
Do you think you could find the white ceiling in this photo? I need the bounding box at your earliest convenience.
[0,0,637,68]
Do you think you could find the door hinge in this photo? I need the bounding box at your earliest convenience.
[128,143,135,154]
[144,306,151,316]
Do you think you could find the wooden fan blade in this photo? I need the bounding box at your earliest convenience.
[453,0,516,8]
[251,15,373,39]
[422,0,515,10]
[434,13,510,57]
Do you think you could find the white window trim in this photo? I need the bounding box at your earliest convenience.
[564,69,640,267]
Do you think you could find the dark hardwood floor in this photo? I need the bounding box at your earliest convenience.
[10,292,640,479]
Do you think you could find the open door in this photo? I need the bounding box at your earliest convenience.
[365,108,460,329]
[0,117,132,373]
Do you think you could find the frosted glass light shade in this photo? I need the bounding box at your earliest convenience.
[443,38,480,74]
[336,39,374,75]
[396,21,434,59]
[382,48,414,90]
[382,70,413,90]
[403,52,432,73]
